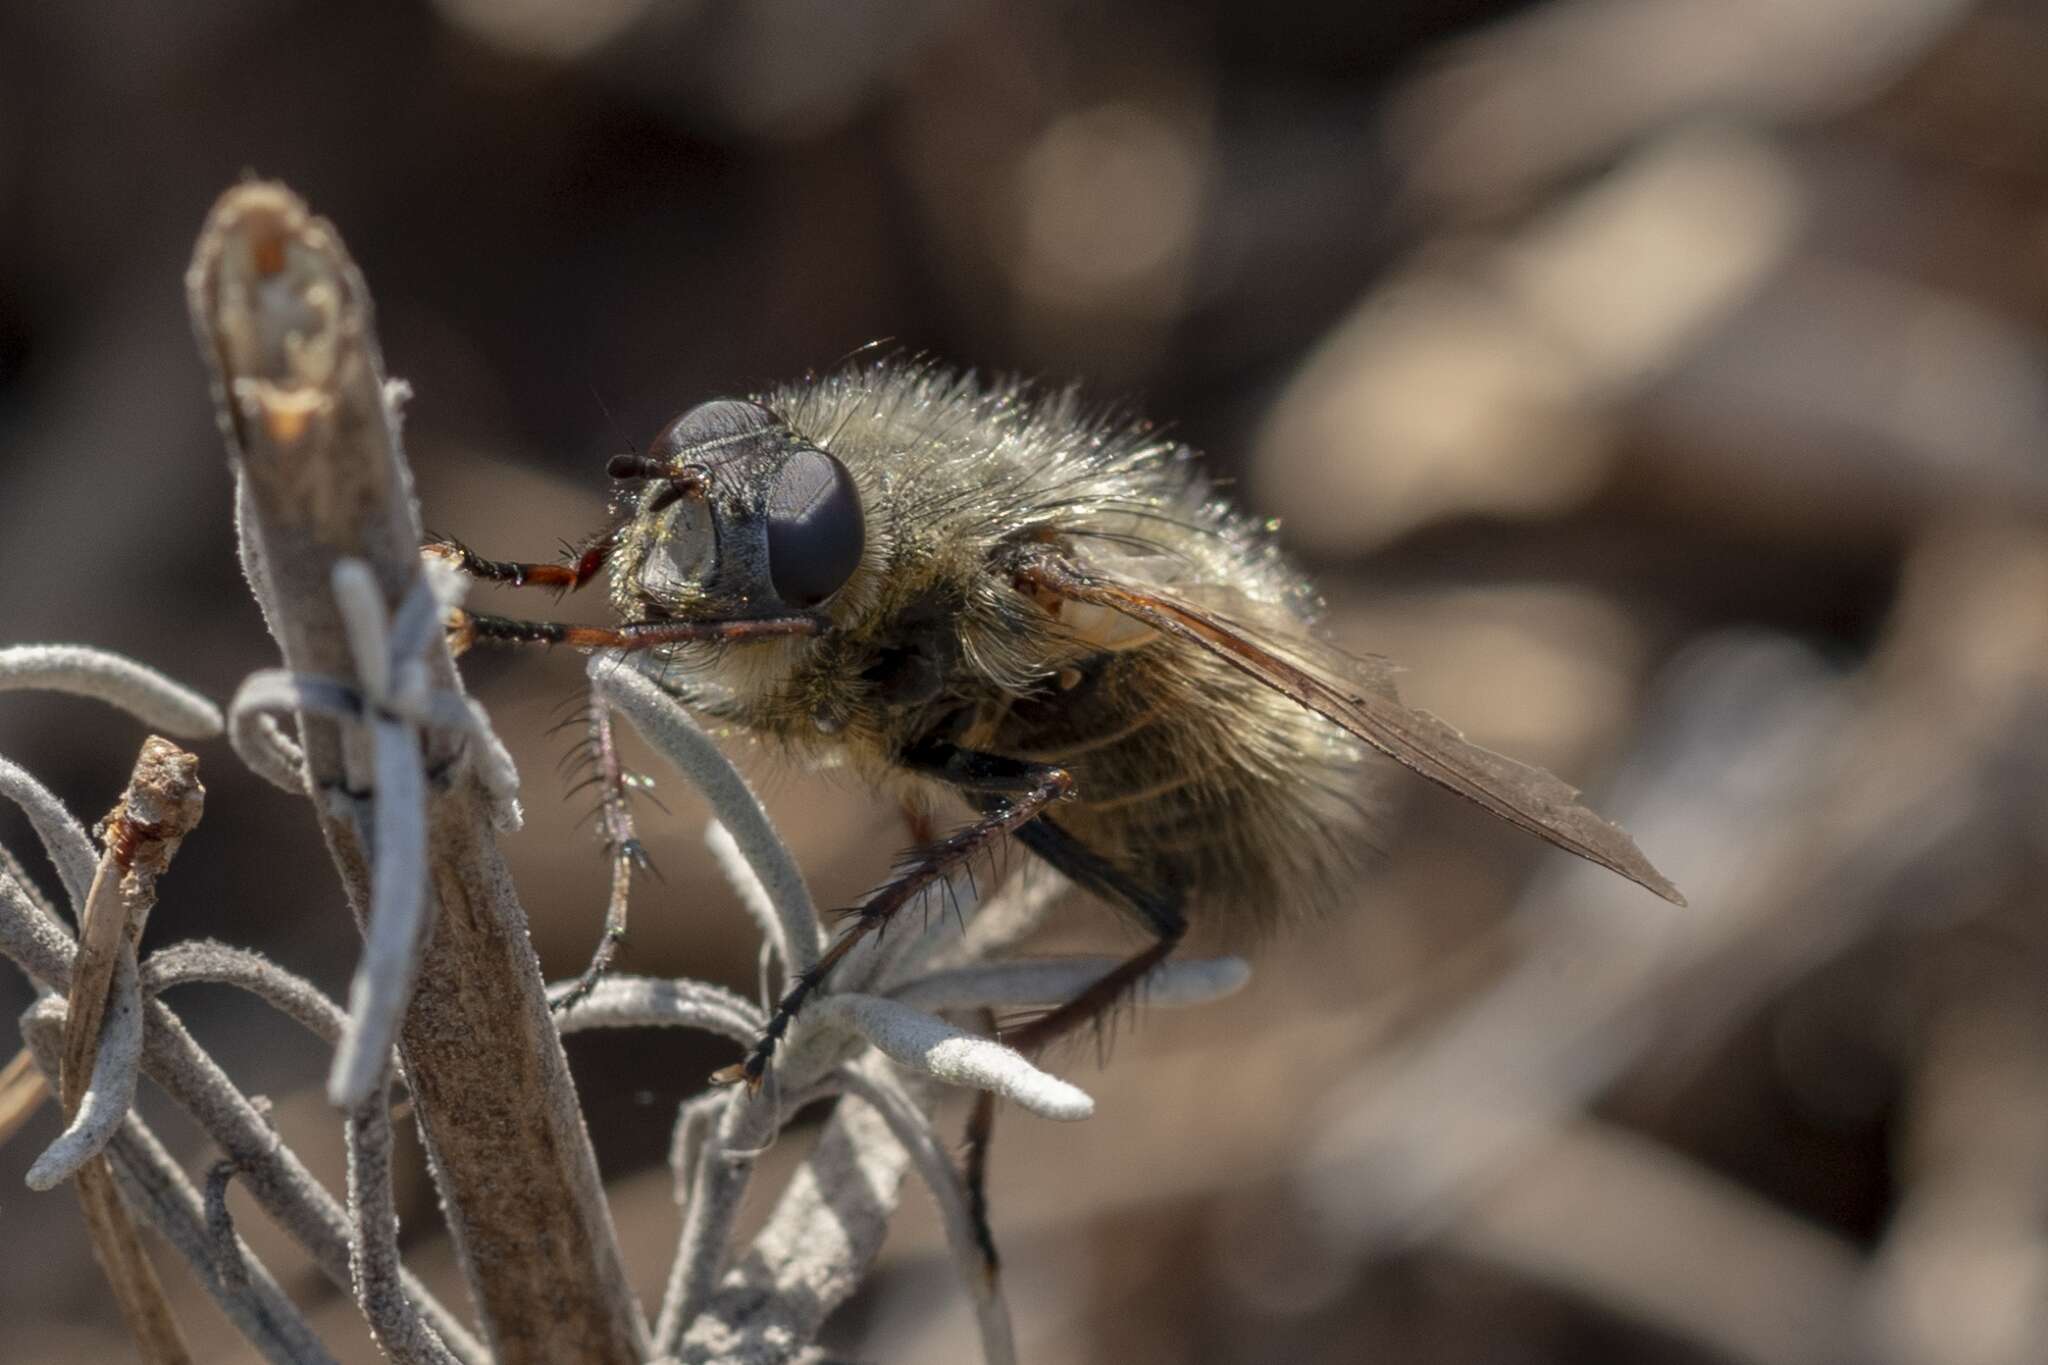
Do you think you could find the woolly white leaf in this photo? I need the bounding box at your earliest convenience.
[226,668,359,794]
[549,974,764,1045]
[24,950,144,1189]
[424,692,522,831]
[594,655,821,972]
[328,718,428,1106]
[330,560,393,704]
[0,756,97,911]
[810,993,1094,1121]
[705,820,785,967]
[0,644,223,738]
[387,557,465,668]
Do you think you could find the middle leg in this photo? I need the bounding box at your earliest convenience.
[710,743,1075,1089]
[549,689,650,1015]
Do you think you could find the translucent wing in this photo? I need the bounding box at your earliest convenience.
[1020,557,1685,905]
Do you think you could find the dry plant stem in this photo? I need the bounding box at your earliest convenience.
[110,1119,338,1365]
[144,940,352,1050]
[189,181,641,1362]
[0,845,55,1147]
[61,738,203,1135]
[1,807,487,1364]
[836,1060,1017,1365]
[347,1096,461,1365]
[552,974,764,1045]
[206,1159,252,1293]
[679,1093,911,1364]
[0,1043,47,1147]
[69,1125,186,1362]
[810,994,1092,1120]
[58,737,204,1365]
[657,1095,770,1354]
[20,1006,337,1365]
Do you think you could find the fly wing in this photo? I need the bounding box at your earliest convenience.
[1022,558,1685,906]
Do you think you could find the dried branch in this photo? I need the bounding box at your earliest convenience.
[60,737,203,1138]
[204,1158,252,1294]
[836,1059,1018,1365]
[678,1091,911,1363]
[345,1095,462,1365]
[25,945,143,1190]
[142,940,350,1049]
[52,736,204,1365]
[332,624,432,1104]
[551,974,765,1045]
[590,674,1109,1363]
[657,1092,777,1355]
[704,821,784,967]
[0,1043,47,1149]
[188,179,641,1363]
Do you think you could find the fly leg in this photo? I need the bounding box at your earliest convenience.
[550,691,648,1015]
[962,1019,1001,1278]
[711,744,1074,1089]
[447,612,825,654]
[427,530,824,652]
[424,528,616,593]
[961,814,1187,1277]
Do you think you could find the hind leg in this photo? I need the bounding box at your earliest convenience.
[962,815,1186,1274]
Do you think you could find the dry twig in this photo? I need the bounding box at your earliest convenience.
[188,180,642,1364]
[53,737,204,1365]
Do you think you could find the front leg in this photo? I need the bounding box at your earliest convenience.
[424,528,617,593]
[447,610,825,655]
[711,742,1073,1089]
[427,529,833,656]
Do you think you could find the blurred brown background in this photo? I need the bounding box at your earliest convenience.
[4,1,2047,1362]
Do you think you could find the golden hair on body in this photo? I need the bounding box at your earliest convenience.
[438,354,1681,1092]
[608,361,1381,940]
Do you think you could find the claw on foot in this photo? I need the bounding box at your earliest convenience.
[709,1060,764,1092]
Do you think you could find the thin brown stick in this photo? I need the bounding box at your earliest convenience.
[0,846,57,1148]
[61,736,204,1365]
[62,737,204,1110]
[0,1045,48,1147]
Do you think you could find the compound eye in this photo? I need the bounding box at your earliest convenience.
[649,399,776,464]
[765,448,864,608]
